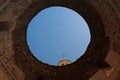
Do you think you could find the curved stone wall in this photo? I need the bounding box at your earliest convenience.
[0,0,120,80]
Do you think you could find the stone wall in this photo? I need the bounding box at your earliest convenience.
[0,0,120,80]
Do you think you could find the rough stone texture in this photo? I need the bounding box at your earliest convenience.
[0,0,120,80]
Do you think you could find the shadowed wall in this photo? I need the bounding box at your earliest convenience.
[0,0,120,80]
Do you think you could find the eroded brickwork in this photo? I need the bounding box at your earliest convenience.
[0,0,120,80]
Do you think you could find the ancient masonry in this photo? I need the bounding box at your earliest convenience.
[0,0,120,80]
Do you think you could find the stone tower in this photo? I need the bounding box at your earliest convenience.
[57,55,72,66]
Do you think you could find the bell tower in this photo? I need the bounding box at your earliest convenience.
[57,54,72,66]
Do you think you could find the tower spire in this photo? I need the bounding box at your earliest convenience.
[57,53,72,66]
[63,54,66,59]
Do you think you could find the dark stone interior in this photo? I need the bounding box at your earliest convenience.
[12,0,110,80]
[0,22,9,31]
[0,0,120,80]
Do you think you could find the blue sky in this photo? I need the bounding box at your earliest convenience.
[27,6,91,66]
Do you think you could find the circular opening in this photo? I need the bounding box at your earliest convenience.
[27,6,91,66]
